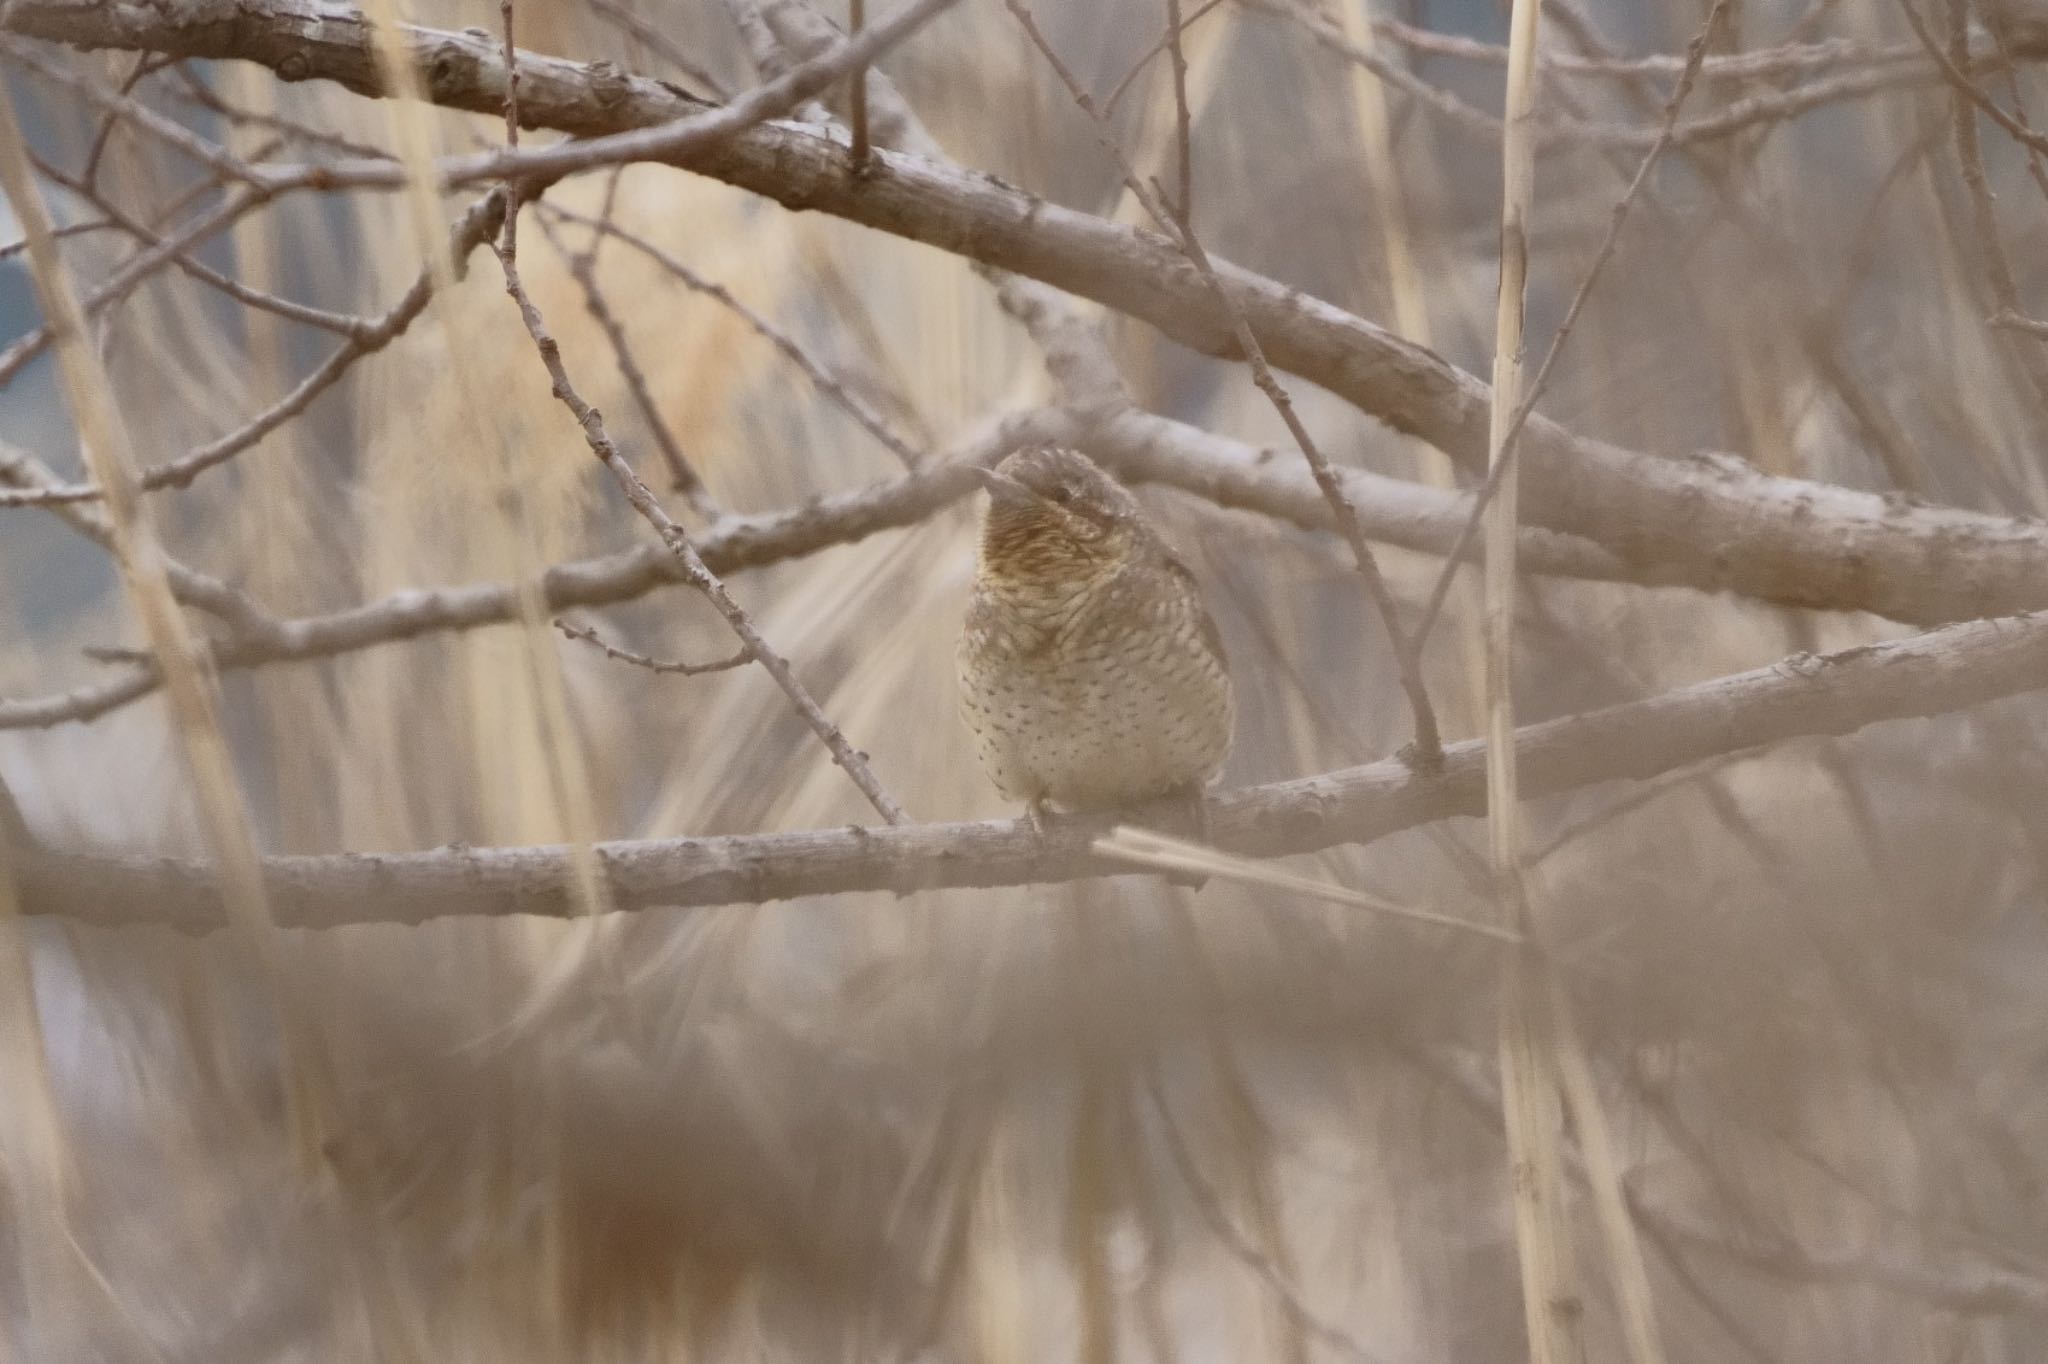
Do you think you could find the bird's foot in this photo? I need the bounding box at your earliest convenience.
[1396,737,1446,776]
[1026,797,1054,838]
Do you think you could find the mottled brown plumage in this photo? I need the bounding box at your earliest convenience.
[957,446,1234,818]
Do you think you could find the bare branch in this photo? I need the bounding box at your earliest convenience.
[529,206,723,513]
[1004,0,1444,763]
[491,216,911,825]
[539,201,925,470]
[553,618,751,676]
[587,0,728,98]
[17,610,2048,930]
[13,0,2048,626]
[1410,0,1732,659]
[0,192,509,506]
[0,410,1060,731]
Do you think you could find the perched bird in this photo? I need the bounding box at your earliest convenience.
[957,446,1234,827]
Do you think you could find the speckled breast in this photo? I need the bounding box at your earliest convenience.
[957,570,1233,810]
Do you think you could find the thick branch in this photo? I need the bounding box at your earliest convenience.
[19,611,2048,931]
[7,0,2048,627]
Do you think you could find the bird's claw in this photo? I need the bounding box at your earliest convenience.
[1026,798,1053,838]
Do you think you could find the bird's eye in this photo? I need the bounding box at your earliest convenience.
[1050,484,1075,504]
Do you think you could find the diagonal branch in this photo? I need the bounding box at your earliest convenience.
[16,610,2048,931]
[0,191,509,506]
[0,409,1061,731]
[492,210,910,825]
[10,0,2048,626]
[1003,0,1443,763]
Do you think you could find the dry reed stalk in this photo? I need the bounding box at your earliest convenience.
[1093,826,1520,943]
[359,0,462,293]
[1481,2,1588,1363]
[1477,5,1739,1360]
[1547,967,1670,1364]
[0,804,78,1338]
[0,85,331,1162]
[374,1,623,963]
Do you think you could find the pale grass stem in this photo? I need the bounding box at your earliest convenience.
[0,85,331,1165]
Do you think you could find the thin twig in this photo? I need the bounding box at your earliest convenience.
[0,440,280,635]
[0,182,264,393]
[553,618,751,676]
[1003,0,1442,765]
[1990,310,2048,338]
[540,201,925,469]
[1257,0,1972,151]
[79,51,174,188]
[847,0,871,170]
[1162,0,1193,222]
[588,0,729,97]
[1892,0,2048,412]
[1894,0,2048,156]
[170,63,397,161]
[1980,4,2048,207]
[0,37,274,188]
[1365,11,1912,81]
[530,209,721,512]
[0,79,329,1159]
[1528,755,1747,865]
[31,154,370,337]
[1409,0,1735,659]
[0,217,117,263]
[0,193,509,507]
[492,236,910,825]
[1103,0,1228,115]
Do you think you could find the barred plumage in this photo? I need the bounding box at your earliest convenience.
[958,447,1233,814]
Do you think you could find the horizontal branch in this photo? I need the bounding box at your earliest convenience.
[1093,410,1638,584]
[20,611,2048,932]
[0,406,1651,731]
[9,0,2048,628]
[0,411,1053,729]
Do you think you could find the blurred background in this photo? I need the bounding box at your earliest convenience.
[4,0,2048,1358]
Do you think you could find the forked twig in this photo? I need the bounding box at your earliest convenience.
[554,618,751,677]
[1408,0,1734,659]
[493,238,909,825]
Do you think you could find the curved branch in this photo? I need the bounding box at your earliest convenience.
[7,0,2047,628]
[19,611,2048,932]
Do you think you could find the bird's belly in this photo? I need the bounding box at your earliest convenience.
[957,638,1233,809]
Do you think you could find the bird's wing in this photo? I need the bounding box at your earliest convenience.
[1162,551,1228,667]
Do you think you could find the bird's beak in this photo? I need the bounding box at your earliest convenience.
[971,466,1036,506]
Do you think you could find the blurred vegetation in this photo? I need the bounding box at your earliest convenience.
[3,1,2048,1359]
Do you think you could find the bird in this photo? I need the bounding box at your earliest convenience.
[957,445,1234,832]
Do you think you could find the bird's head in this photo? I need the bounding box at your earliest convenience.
[972,446,1146,583]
